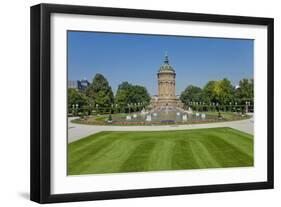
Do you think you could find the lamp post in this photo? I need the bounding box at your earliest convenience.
[75,103,79,117]
[76,104,79,115]
[128,103,131,114]
[72,104,75,115]
[89,103,93,116]
[245,101,250,113]
[96,104,99,114]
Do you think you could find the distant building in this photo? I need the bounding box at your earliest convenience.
[68,79,90,91]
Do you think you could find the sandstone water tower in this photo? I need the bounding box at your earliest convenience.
[150,54,183,108]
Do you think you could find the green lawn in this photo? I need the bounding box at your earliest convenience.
[68,127,253,175]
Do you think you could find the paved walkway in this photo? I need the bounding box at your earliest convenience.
[68,117,254,143]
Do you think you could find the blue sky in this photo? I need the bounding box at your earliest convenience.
[68,31,253,95]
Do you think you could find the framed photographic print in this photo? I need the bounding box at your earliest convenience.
[30,3,274,203]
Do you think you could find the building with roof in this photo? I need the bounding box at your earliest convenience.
[68,79,90,91]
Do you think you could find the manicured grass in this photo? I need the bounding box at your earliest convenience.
[68,127,253,175]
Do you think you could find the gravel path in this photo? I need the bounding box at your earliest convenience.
[68,117,254,143]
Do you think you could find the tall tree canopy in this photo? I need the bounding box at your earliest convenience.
[115,82,150,108]
[85,73,114,108]
[68,88,88,110]
[180,85,203,105]
[202,80,216,104]
[235,78,254,104]
[202,78,234,105]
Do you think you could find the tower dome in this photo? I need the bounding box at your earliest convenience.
[158,55,175,72]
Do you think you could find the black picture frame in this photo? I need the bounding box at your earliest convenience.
[30,3,274,204]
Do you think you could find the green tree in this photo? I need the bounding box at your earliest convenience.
[202,78,234,105]
[85,73,114,111]
[115,82,131,109]
[235,79,254,104]
[202,80,216,104]
[68,88,88,113]
[130,85,151,105]
[180,85,203,106]
[115,82,150,111]
[216,78,235,105]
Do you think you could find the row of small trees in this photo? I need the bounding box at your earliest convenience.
[68,73,254,116]
[68,73,151,115]
[180,78,254,111]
